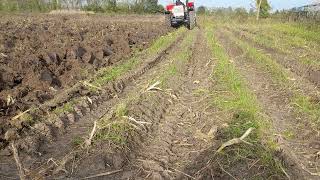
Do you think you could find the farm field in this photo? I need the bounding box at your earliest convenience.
[0,14,319,180]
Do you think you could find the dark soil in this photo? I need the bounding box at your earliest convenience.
[0,20,181,179]
[0,14,171,146]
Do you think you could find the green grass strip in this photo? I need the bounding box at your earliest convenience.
[227,30,289,85]
[94,28,196,147]
[93,27,186,87]
[204,21,285,178]
[233,25,320,68]
[231,27,289,54]
[227,29,320,130]
[156,29,196,87]
[269,23,320,43]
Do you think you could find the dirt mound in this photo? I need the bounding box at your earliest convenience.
[0,14,171,143]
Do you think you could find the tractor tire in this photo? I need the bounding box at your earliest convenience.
[165,14,172,27]
[187,11,196,30]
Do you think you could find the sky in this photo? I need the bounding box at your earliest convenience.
[159,0,314,10]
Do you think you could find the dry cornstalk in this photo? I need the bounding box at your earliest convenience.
[87,97,93,104]
[6,95,15,106]
[123,116,151,131]
[11,142,26,180]
[171,167,195,180]
[0,52,8,57]
[146,81,162,92]
[11,109,32,121]
[82,81,103,91]
[80,169,122,179]
[85,121,97,148]
[216,128,253,153]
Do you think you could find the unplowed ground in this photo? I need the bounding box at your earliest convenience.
[1,16,319,180]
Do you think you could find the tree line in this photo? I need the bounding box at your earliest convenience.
[197,0,320,23]
[0,0,164,13]
[197,0,271,19]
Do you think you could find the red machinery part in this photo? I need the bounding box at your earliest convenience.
[166,4,174,11]
[187,2,194,8]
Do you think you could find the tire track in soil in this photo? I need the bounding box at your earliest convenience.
[216,28,320,180]
[0,30,187,179]
[112,28,220,180]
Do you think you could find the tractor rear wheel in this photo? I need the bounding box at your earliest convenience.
[187,11,196,30]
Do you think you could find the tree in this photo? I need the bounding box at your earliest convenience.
[256,0,271,20]
[197,6,206,14]
[144,0,159,13]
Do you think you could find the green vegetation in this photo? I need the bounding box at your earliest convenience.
[204,21,285,178]
[156,30,195,87]
[53,100,77,115]
[0,0,60,12]
[269,23,320,43]
[224,23,320,69]
[96,118,134,146]
[93,28,185,87]
[223,28,320,131]
[94,28,195,148]
[72,136,85,147]
[115,103,128,118]
[84,0,164,14]
[20,112,35,124]
[0,0,164,13]
[93,57,139,87]
[256,0,271,19]
[232,28,289,54]
[293,95,320,128]
[227,30,289,84]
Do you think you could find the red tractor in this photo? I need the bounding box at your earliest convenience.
[165,0,196,29]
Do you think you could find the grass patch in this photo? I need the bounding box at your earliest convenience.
[231,27,289,54]
[94,28,195,148]
[155,29,196,88]
[293,95,320,128]
[92,28,186,87]
[72,136,85,147]
[115,103,128,118]
[95,118,134,146]
[299,57,320,69]
[232,25,320,69]
[204,21,285,178]
[224,29,320,132]
[53,99,78,115]
[226,30,289,85]
[93,57,140,86]
[269,23,320,43]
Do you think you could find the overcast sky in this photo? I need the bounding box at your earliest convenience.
[159,0,314,10]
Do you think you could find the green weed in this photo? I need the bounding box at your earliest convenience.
[233,25,320,68]
[93,28,186,87]
[115,103,128,118]
[72,136,85,147]
[93,57,139,86]
[53,100,77,115]
[226,29,320,132]
[156,29,196,88]
[95,118,134,146]
[204,21,285,178]
[94,28,195,147]
[227,30,289,84]
[293,95,320,127]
